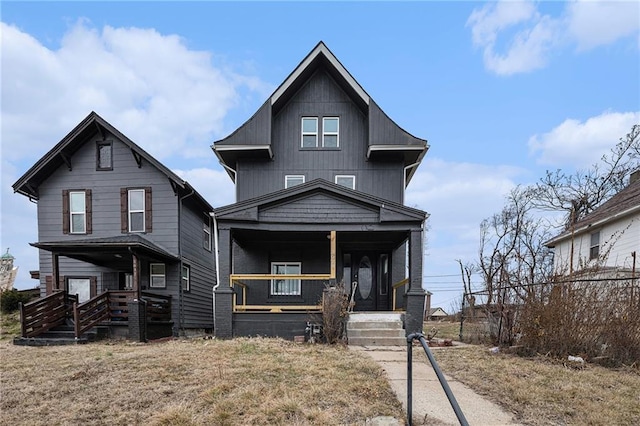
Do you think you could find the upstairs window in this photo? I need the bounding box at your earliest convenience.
[285,175,305,189]
[301,117,340,149]
[203,215,212,251]
[63,189,92,235]
[121,187,152,233]
[96,141,113,170]
[301,117,318,147]
[590,231,600,260]
[271,262,301,296]
[323,117,339,147]
[335,175,356,190]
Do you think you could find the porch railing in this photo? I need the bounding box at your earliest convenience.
[19,291,77,338]
[392,278,409,311]
[231,276,325,313]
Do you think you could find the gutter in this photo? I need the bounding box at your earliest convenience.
[546,204,640,247]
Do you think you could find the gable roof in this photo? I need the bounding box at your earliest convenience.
[12,111,213,211]
[213,41,428,184]
[546,173,640,247]
[214,178,428,223]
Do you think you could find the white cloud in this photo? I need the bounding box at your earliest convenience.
[566,1,640,51]
[0,20,269,162]
[528,111,640,167]
[467,0,640,75]
[173,167,235,207]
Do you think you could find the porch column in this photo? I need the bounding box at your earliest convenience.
[52,253,60,291]
[132,253,141,299]
[214,227,233,338]
[405,228,426,335]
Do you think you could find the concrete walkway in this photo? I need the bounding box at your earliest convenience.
[351,345,520,426]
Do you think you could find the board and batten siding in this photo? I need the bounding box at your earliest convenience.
[235,69,405,204]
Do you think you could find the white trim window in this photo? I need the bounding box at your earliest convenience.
[285,175,305,189]
[335,175,356,190]
[301,117,318,148]
[181,264,190,292]
[271,262,301,296]
[150,263,166,288]
[589,231,600,260]
[128,189,145,232]
[323,117,339,147]
[203,215,212,251]
[69,191,86,234]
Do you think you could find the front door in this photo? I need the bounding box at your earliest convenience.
[349,252,391,311]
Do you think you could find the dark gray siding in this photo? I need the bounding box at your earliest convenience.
[179,198,215,328]
[236,70,405,204]
[260,193,379,223]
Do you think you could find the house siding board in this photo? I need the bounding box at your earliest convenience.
[260,193,379,223]
[36,131,179,252]
[236,70,405,204]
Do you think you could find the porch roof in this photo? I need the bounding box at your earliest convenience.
[214,178,428,227]
[31,235,179,270]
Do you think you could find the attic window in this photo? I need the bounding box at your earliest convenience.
[301,117,318,147]
[96,141,113,170]
[323,117,339,147]
[335,175,355,190]
[285,175,305,188]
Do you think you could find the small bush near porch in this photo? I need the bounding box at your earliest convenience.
[0,337,403,425]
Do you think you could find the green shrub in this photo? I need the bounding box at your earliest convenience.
[0,289,34,313]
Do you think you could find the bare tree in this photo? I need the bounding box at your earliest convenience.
[530,124,640,228]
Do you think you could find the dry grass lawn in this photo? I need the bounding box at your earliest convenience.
[432,346,640,425]
[0,337,403,425]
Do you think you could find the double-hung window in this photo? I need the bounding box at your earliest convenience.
[69,191,87,233]
[63,189,92,235]
[285,175,305,189]
[128,189,145,232]
[335,175,356,190]
[589,231,600,260]
[271,262,301,296]
[150,263,166,288]
[301,117,318,148]
[323,117,339,147]
[181,264,190,292]
[203,215,212,251]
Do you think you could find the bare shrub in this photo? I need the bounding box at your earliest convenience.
[518,277,640,367]
[320,285,348,344]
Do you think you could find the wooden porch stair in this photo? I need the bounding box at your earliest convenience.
[346,312,406,346]
[13,321,108,346]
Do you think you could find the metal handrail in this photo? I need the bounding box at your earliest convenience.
[406,332,469,426]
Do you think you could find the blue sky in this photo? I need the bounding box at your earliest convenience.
[2,1,639,311]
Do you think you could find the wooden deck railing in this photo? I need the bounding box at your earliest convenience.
[392,278,409,311]
[19,291,77,338]
[74,292,111,338]
[231,277,324,313]
[142,291,172,322]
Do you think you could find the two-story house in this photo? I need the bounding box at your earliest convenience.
[546,170,640,276]
[211,42,429,339]
[13,112,215,339]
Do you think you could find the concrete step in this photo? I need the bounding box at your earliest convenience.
[13,336,90,346]
[347,321,403,330]
[347,328,405,338]
[348,336,407,346]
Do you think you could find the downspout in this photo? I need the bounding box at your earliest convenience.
[178,186,195,336]
[210,211,221,332]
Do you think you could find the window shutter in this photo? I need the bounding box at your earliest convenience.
[145,187,152,233]
[45,275,53,295]
[120,188,128,233]
[90,276,97,298]
[86,189,92,234]
[62,190,70,234]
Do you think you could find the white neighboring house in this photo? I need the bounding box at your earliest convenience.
[546,171,640,277]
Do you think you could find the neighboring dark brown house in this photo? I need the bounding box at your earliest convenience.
[211,42,430,338]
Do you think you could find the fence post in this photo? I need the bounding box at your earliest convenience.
[73,302,80,339]
[19,302,26,338]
